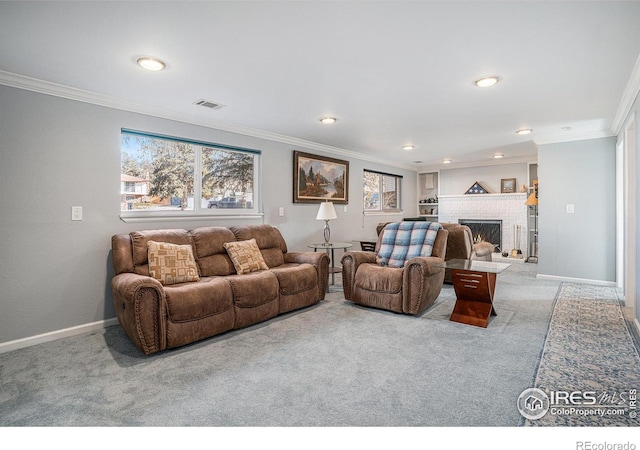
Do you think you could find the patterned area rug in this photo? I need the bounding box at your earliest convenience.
[523,283,640,426]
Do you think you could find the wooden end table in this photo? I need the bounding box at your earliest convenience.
[436,259,511,328]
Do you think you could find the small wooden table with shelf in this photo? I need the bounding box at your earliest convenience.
[308,242,353,289]
[436,259,511,328]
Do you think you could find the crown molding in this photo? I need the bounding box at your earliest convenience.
[532,129,616,146]
[612,51,640,135]
[0,70,415,171]
[417,154,537,172]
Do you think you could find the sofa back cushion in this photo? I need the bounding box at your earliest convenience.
[190,226,237,277]
[130,229,194,276]
[229,225,287,268]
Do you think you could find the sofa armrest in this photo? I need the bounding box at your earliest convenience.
[340,251,378,300]
[111,273,167,355]
[284,252,330,299]
[402,256,445,315]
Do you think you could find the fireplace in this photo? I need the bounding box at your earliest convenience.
[458,219,502,252]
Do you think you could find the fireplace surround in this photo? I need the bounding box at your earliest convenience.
[438,192,528,260]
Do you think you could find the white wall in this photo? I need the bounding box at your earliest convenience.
[0,85,416,345]
[439,162,530,196]
[537,137,617,284]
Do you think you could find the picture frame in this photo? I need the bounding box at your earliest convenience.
[501,178,516,194]
[293,151,349,204]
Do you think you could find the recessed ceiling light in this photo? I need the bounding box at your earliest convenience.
[474,76,501,88]
[136,57,166,71]
[562,126,573,131]
[442,159,452,164]
[493,153,504,159]
[516,128,533,135]
[402,145,415,151]
[319,116,337,124]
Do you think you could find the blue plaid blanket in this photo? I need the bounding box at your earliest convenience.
[376,221,442,268]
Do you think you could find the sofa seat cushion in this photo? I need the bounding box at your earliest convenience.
[352,263,404,313]
[164,277,233,322]
[269,263,317,295]
[227,271,279,328]
[355,263,403,294]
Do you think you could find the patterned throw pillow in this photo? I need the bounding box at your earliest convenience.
[223,238,269,275]
[147,240,200,285]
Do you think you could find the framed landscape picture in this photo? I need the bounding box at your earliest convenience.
[293,151,349,204]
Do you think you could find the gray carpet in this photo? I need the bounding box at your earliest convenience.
[1,262,563,427]
[524,283,640,426]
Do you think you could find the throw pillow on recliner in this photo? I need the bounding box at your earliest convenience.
[147,240,200,285]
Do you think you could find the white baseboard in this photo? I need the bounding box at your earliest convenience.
[536,273,618,287]
[0,317,119,354]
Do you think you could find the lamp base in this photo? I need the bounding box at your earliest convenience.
[323,221,332,245]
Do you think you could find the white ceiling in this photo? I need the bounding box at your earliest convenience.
[2,1,640,170]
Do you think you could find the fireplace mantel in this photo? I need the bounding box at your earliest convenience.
[439,193,527,200]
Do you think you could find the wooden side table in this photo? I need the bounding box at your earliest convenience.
[436,259,511,328]
[308,242,353,288]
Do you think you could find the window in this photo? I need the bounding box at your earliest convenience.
[363,169,402,213]
[120,129,260,218]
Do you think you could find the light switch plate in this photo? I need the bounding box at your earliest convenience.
[566,204,575,214]
[71,206,83,221]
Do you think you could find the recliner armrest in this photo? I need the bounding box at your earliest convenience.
[402,256,446,314]
[111,273,167,355]
[341,251,378,300]
[284,252,330,299]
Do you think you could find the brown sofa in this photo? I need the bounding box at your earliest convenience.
[341,224,448,315]
[111,224,330,354]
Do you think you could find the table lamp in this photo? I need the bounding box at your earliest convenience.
[316,201,337,245]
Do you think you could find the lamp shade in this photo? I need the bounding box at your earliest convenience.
[316,201,337,221]
[525,192,538,206]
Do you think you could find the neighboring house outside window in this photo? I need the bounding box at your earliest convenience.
[363,169,402,213]
[120,173,149,211]
[120,129,261,219]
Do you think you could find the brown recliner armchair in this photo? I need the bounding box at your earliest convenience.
[341,222,448,315]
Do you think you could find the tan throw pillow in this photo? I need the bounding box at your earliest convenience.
[147,240,200,285]
[223,238,269,275]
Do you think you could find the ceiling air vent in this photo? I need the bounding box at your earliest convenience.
[193,99,225,110]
